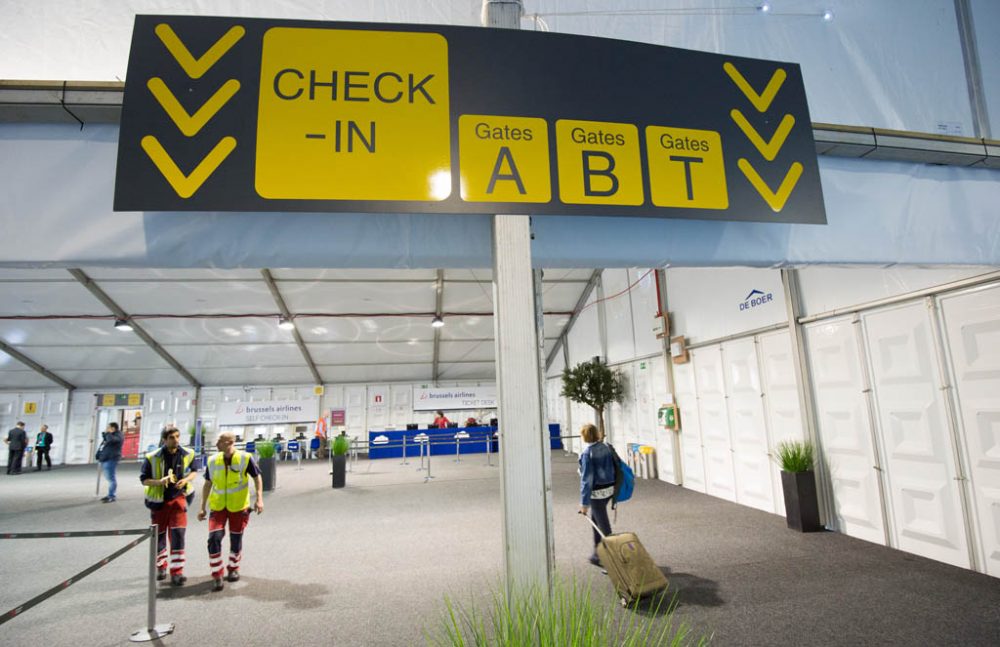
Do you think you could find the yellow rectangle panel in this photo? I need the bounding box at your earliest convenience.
[256,28,451,201]
[459,115,551,203]
[555,120,643,206]
[645,126,728,209]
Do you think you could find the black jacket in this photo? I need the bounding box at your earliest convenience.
[35,431,53,450]
[96,431,123,461]
[6,427,27,451]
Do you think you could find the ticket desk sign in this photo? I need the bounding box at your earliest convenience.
[115,15,825,225]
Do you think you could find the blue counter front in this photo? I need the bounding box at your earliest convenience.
[367,427,497,459]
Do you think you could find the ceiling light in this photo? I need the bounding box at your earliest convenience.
[431,315,445,328]
[114,318,133,332]
[822,9,834,21]
[278,316,295,330]
[757,2,770,12]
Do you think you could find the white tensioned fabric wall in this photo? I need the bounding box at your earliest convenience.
[665,266,1000,578]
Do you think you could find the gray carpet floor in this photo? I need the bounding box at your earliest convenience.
[1,451,998,646]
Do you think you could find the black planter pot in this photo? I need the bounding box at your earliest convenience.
[780,470,823,532]
[259,456,276,491]
[331,454,347,488]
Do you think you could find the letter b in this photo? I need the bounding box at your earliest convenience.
[582,151,619,197]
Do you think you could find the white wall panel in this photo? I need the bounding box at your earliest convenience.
[693,348,736,501]
[649,355,678,484]
[566,301,602,367]
[722,339,774,513]
[805,318,885,544]
[940,284,1000,577]
[863,302,970,568]
[65,392,97,465]
[630,269,662,358]
[673,360,705,493]
[344,386,366,437]
[602,269,636,364]
[797,267,995,318]
[758,330,806,515]
[667,268,787,344]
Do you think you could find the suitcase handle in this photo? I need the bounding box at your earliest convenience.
[578,510,607,539]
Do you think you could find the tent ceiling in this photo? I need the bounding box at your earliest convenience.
[0,267,587,389]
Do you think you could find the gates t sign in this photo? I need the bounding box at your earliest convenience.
[114,15,825,224]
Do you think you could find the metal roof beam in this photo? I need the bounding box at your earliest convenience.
[0,339,75,390]
[68,268,200,387]
[544,269,602,371]
[260,268,323,385]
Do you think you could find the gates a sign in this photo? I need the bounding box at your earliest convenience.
[115,15,825,224]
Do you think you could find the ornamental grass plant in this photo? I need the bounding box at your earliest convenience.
[426,575,708,647]
[776,440,814,473]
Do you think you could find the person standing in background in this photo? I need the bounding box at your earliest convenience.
[96,422,123,502]
[5,421,28,475]
[34,424,53,471]
[432,410,450,429]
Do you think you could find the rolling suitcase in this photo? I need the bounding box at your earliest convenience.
[584,514,669,606]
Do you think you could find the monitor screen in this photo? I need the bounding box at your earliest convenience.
[406,423,418,430]
[447,422,458,428]
[489,418,498,427]
[427,423,436,429]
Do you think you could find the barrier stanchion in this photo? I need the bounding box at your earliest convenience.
[400,435,409,465]
[0,527,173,642]
[131,524,175,642]
[486,433,492,466]
[424,438,434,482]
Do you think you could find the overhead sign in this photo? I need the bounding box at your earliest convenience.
[97,393,144,408]
[413,386,497,411]
[217,398,319,426]
[115,15,825,224]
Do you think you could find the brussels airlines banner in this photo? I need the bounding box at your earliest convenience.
[413,387,497,411]
[218,398,319,426]
[115,15,825,224]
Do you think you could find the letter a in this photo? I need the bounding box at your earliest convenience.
[582,151,618,197]
[486,146,526,194]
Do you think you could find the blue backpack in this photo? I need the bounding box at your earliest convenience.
[607,444,634,507]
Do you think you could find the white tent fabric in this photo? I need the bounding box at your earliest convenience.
[1,123,998,268]
[1,0,997,135]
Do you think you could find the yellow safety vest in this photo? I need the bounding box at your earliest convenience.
[144,446,194,505]
[207,451,251,512]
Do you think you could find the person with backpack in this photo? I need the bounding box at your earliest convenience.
[578,423,617,567]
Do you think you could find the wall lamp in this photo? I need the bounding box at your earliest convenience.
[278,315,295,330]
[431,315,445,328]
[113,318,133,332]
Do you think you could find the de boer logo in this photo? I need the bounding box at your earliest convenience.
[739,289,773,312]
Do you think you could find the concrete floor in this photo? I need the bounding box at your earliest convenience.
[1,451,998,646]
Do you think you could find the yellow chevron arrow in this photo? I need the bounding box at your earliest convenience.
[723,62,787,113]
[730,110,795,161]
[141,135,237,198]
[147,78,241,137]
[737,158,803,212]
[154,24,245,79]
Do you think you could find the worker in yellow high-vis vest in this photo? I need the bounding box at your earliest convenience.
[140,426,197,586]
[197,430,264,592]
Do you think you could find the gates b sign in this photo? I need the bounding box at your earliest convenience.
[115,15,825,225]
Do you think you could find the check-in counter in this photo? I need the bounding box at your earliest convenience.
[367,426,497,459]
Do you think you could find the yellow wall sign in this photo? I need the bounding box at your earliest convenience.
[128,393,142,406]
[23,402,38,415]
[256,28,451,201]
[459,115,551,203]
[555,120,644,206]
[102,394,117,407]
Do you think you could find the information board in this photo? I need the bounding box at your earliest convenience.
[115,15,825,224]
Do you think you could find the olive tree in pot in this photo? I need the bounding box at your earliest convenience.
[560,357,625,441]
[257,441,277,492]
[777,440,823,532]
[331,432,350,489]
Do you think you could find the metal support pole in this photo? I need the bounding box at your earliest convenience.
[418,438,426,471]
[454,437,461,462]
[424,440,434,482]
[486,432,492,466]
[129,525,174,642]
[400,435,409,465]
